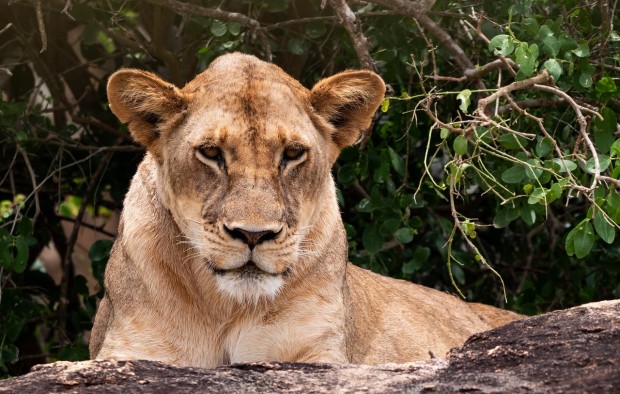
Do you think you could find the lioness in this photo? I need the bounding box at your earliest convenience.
[90,53,520,366]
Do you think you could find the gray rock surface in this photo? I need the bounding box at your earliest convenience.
[1,300,618,393]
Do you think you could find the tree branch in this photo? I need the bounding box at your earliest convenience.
[369,0,475,72]
[328,0,376,71]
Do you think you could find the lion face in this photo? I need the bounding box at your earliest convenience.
[107,53,384,304]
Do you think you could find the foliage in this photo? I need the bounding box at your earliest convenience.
[0,0,619,376]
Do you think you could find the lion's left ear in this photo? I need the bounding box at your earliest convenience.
[310,70,385,151]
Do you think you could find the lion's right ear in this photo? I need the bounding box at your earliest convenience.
[107,69,186,156]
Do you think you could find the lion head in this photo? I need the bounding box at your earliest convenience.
[107,53,384,304]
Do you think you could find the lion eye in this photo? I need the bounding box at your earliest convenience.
[197,146,223,164]
[283,147,306,162]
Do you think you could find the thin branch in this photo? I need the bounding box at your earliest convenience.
[58,148,115,343]
[142,0,260,29]
[328,0,376,71]
[16,145,40,225]
[476,70,552,116]
[58,216,117,238]
[0,23,13,36]
[263,11,398,31]
[34,0,47,53]
[497,98,566,115]
[533,83,599,190]
[61,0,75,21]
[28,138,143,153]
[369,0,475,73]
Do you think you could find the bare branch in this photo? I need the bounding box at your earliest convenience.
[142,0,260,29]
[0,23,12,36]
[533,83,600,190]
[16,145,40,225]
[476,71,552,116]
[369,0,475,72]
[35,0,47,53]
[328,0,376,71]
[61,0,75,21]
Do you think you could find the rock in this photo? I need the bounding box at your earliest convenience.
[1,300,618,393]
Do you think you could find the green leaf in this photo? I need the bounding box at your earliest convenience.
[18,217,32,236]
[493,206,520,228]
[547,182,563,203]
[356,198,374,213]
[381,98,390,113]
[579,72,593,88]
[338,163,357,185]
[515,42,538,76]
[88,240,113,263]
[287,37,306,55]
[501,165,526,183]
[453,135,468,155]
[227,22,241,36]
[457,89,472,113]
[543,59,562,80]
[210,20,227,37]
[440,128,449,139]
[583,155,611,174]
[542,35,560,56]
[395,228,414,244]
[595,77,617,97]
[525,159,543,180]
[528,187,547,205]
[488,34,514,56]
[520,205,536,225]
[552,158,577,172]
[535,137,553,157]
[12,236,29,273]
[380,218,401,237]
[498,133,527,150]
[572,43,590,57]
[611,139,620,158]
[388,147,405,176]
[593,212,616,244]
[402,246,430,275]
[572,219,595,259]
[362,225,383,255]
[305,21,326,38]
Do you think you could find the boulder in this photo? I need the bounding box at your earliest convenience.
[1,300,618,393]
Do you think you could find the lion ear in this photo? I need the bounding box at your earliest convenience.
[107,69,186,156]
[310,70,385,151]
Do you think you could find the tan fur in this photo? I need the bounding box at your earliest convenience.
[91,53,521,366]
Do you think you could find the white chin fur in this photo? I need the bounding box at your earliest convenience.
[214,273,283,305]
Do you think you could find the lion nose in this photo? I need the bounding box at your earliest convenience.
[224,226,280,248]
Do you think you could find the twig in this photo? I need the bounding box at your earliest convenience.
[58,148,115,343]
[263,11,397,31]
[0,23,12,35]
[61,0,75,21]
[533,84,599,190]
[328,0,376,71]
[368,0,476,73]
[58,216,117,238]
[448,166,507,301]
[497,98,566,115]
[28,138,143,153]
[34,0,47,53]
[476,71,551,116]
[16,145,40,225]
[142,0,260,28]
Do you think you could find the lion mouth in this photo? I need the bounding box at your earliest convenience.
[209,260,287,278]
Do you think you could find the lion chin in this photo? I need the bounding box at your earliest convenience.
[210,261,286,304]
